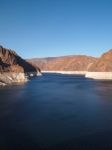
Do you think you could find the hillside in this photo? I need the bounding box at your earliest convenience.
[28,55,97,71]
[0,46,41,85]
[88,49,112,72]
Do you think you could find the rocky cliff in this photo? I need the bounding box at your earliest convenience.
[0,46,41,85]
[88,49,112,72]
[86,50,112,79]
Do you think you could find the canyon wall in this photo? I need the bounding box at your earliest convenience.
[86,50,112,79]
[29,49,112,80]
[28,55,97,71]
[0,46,41,85]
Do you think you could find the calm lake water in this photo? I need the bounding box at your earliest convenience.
[0,73,112,150]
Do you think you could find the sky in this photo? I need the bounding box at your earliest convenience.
[0,0,112,58]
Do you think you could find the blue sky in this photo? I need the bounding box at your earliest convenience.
[0,0,112,58]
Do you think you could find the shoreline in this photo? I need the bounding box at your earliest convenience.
[85,72,112,80]
[42,71,86,75]
[42,71,112,80]
[0,71,42,86]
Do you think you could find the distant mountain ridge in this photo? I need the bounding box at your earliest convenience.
[28,55,97,71]
[28,49,112,80]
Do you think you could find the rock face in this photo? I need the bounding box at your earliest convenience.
[86,50,112,80]
[88,50,112,72]
[28,55,97,71]
[0,46,41,85]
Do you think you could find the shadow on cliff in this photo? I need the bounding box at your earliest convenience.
[0,58,10,72]
[0,46,41,73]
[15,55,37,73]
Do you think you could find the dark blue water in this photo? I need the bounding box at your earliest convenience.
[0,73,112,150]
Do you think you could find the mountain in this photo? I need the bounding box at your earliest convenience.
[86,49,112,79]
[28,55,97,71]
[88,49,112,72]
[29,50,112,80]
[0,46,41,85]
[1,46,111,82]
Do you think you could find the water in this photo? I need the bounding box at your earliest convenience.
[0,73,112,150]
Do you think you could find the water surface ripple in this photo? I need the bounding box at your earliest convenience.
[0,73,112,150]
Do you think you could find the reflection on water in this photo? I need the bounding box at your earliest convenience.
[0,74,112,150]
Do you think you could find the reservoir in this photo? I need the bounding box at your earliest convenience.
[0,73,112,150]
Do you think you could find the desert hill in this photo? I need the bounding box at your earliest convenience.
[0,46,41,85]
[28,55,97,71]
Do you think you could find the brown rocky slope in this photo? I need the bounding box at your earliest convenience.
[0,46,41,85]
[85,49,112,79]
[29,49,112,79]
[88,49,112,72]
[28,55,97,71]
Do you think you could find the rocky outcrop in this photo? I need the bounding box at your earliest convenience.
[0,73,28,85]
[88,49,112,72]
[86,50,112,80]
[0,46,41,85]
